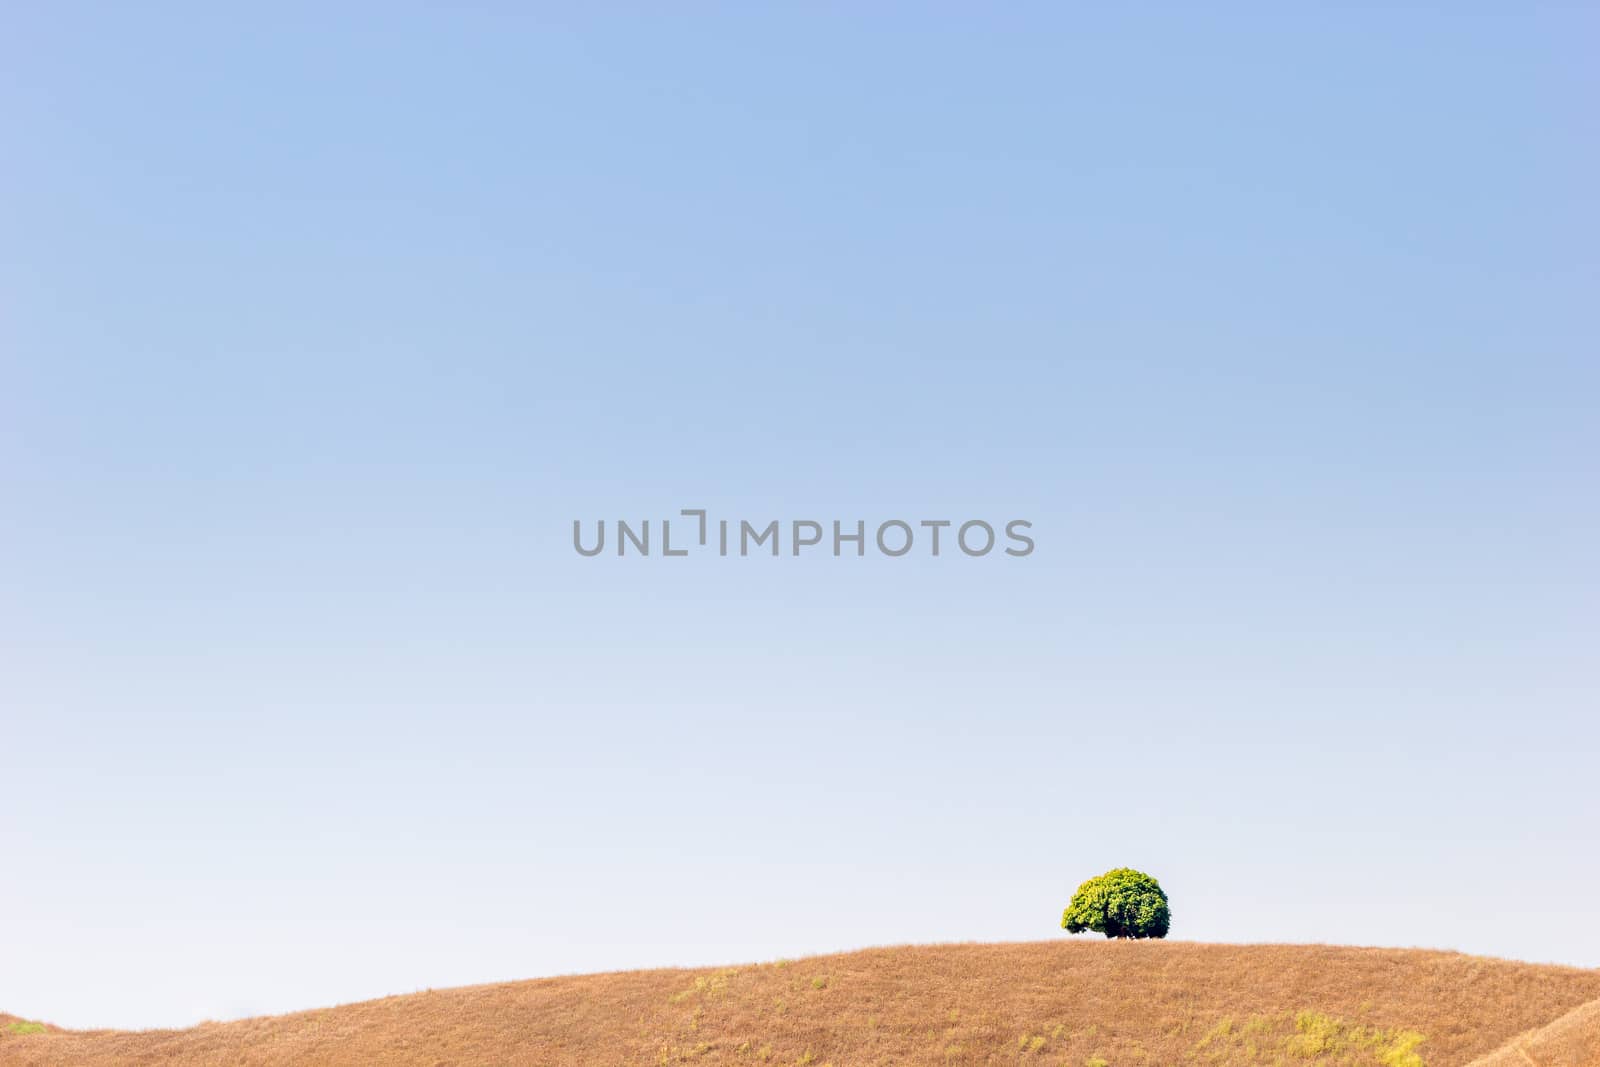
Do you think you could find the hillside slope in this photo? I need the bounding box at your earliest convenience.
[1467,994,1600,1066]
[3,942,1599,1066]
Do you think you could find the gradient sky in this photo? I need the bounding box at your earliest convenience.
[3,4,1597,1030]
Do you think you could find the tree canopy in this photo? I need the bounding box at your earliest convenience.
[1061,868,1170,939]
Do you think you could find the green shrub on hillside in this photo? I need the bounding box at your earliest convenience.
[1061,868,1170,939]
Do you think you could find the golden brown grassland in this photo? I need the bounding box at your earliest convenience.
[2,942,1598,1066]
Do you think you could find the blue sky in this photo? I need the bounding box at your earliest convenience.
[2,4,1597,1029]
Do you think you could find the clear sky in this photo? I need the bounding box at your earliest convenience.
[2,4,1597,1030]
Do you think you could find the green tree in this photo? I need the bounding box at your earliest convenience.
[1061,868,1170,939]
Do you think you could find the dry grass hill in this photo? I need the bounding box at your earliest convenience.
[3,942,1598,1066]
[1462,995,1600,1067]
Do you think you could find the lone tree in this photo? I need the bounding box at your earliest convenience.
[1061,868,1170,939]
